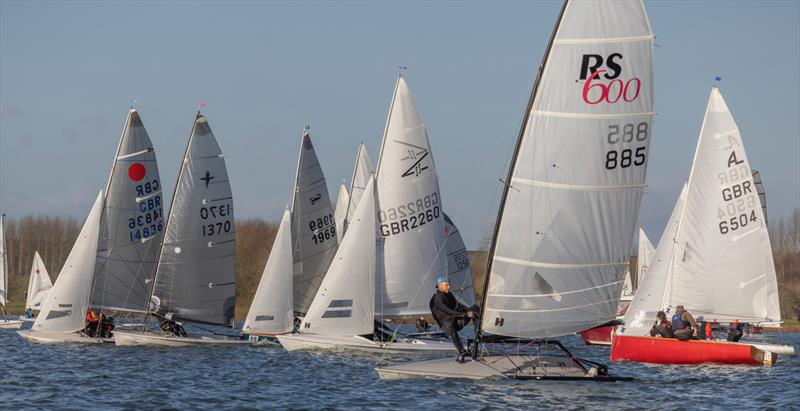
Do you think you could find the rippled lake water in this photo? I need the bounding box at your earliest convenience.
[2,324,798,410]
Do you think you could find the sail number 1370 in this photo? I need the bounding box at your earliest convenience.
[604,122,647,170]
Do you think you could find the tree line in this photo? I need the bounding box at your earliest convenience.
[3,208,799,320]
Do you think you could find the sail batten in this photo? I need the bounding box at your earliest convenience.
[480,0,654,339]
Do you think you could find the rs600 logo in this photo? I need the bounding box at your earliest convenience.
[579,53,640,105]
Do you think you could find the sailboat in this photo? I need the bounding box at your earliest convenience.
[377,0,653,380]
[611,87,794,366]
[114,112,248,347]
[17,193,109,342]
[279,76,466,353]
[23,251,53,318]
[343,143,373,237]
[637,226,655,283]
[241,209,294,343]
[1,214,25,330]
[291,128,339,317]
[333,183,349,244]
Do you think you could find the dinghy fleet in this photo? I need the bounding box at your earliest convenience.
[1,0,796,380]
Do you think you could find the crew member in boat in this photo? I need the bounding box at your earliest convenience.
[292,317,302,334]
[158,317,188,338]
[415,316,430,333]
[84,311,100,337]
[649,311,674,338]
[24,306,33,319]
[671,305,697,341]
[429,277,475,363]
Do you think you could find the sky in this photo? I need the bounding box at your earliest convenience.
[1,0,798,249]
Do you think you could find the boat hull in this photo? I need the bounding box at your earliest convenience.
[579,325,614,346]
[1,320,24,330]
[610,335,783,366]
[114,331,251,347]
[240,332,281,346]
[17,330,112,344]
[277,334,456,354]
[376,355,629,381]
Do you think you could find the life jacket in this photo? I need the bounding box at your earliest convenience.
[672,312,687,330]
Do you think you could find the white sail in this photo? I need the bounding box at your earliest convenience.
[643,88,779,329]
[33,192,103,333]
[26,251,53,310]
[291,130,338,314]
[375,76,447,318]
[301,177,376,336]
[636,226,655,284]
[443,213,474,306]
[92,108,165,313]
[345,143,374,235]
[621,267,635,299]
[0,214,7,309]
[150,113,236,326]
[623,183,687,332]
[482,0,654,338]
[333,184,349,245]
[243,210,294,334]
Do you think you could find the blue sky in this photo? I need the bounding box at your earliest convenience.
[1,0,798,248]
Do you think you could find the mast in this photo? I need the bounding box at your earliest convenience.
[473,0,569,352]
[143,111,201,319]
[374,75,402,178]
[289,125,310,214]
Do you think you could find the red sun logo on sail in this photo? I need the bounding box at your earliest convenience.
[128,163,146,181]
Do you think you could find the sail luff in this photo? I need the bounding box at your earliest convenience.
[374,76,402,177]
[476,0,570,343]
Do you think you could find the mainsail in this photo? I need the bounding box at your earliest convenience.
[150,113,236,326]
[33,193,103,333]
[0,214,7,310]
[443,213,474,306]
[344,143,374,235]
[375,76,448,318]
[290,129,338,315]
[480,0,654,339]
[243,210,293,334]
[636,226,655,285]
[92,108,165,312]
[26,251,53,310]
[624,88,780,332]
[301,177,376,336]
[333,184,349,245]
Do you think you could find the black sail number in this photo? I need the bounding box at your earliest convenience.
[605,122,648,170]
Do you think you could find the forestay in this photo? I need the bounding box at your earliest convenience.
[375,77,447,318]
[482,0,654,338]
[92,109,165,313]
[634,88,780,328]
[243,210,293,334]
[150,113,236,326]
[443,214,474,306]
[33,192,103,333]
[26,251,53,310]
[636,226,655,284]
[333,184,349,245]
[623,184,686,332]
[291,130,338,315]
[345,143,374,235]
[301,177,376,336]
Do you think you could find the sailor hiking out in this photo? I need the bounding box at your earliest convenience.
[429,277,476,363]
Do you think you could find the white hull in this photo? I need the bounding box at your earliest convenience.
[277,334,456,354]
[1,319,24,330]
[377,355,610,380]
[113,330,250,347]
[751,343,796,356]
[17,330,112,344]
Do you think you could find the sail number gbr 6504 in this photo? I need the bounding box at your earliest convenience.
[605,122,648,170]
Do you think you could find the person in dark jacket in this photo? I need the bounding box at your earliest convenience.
[415,317,430,333]
[649,311,674,338]
[429,277,475,362]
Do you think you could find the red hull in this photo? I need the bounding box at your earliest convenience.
[610,335,774,366]
[579,325,613,346]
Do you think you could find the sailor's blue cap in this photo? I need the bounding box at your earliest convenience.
[436,276,449,284]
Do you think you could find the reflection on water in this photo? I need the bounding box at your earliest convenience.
[1,325,798,409]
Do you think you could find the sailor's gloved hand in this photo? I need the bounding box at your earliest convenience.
[467,311,475,318]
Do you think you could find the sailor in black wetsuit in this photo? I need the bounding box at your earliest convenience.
[429,277,475,363]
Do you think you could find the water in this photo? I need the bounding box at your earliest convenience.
[2,327,798,410]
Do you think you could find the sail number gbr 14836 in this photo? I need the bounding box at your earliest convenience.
[201,204,232,236]
[604,122,648,170]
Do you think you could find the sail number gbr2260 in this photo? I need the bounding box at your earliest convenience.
[604,122,647,170]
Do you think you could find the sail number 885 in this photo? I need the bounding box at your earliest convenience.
[605,122,648,170]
